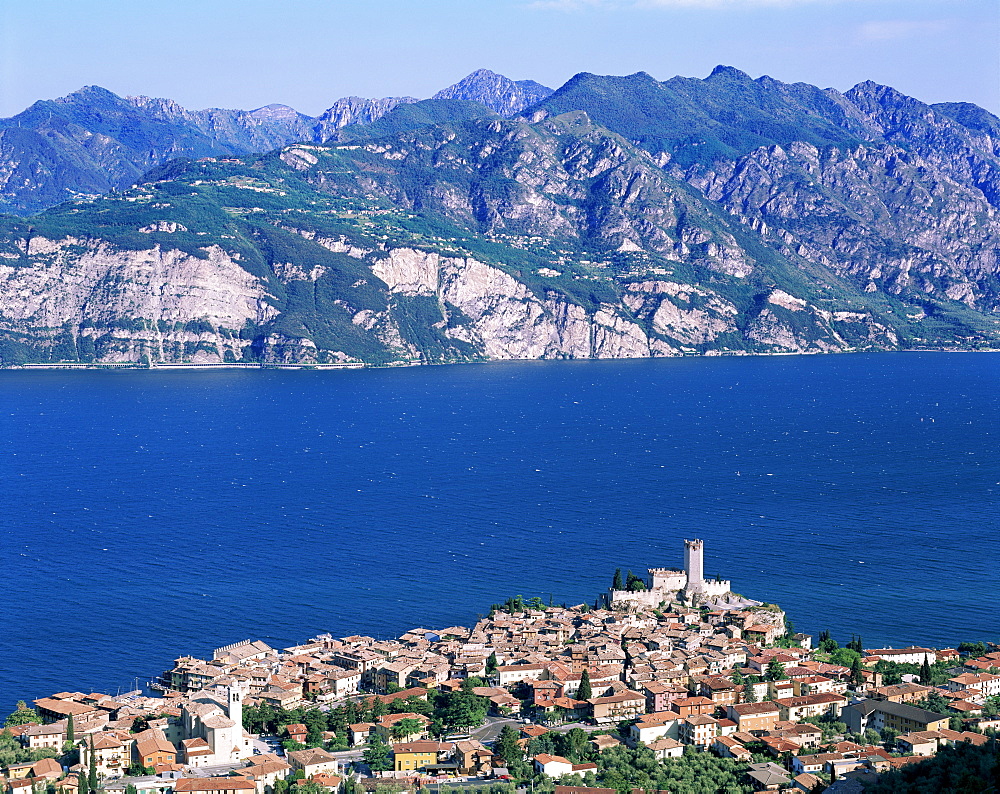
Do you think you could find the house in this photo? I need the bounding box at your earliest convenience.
[134,729,178,767]
[5,762,38,780]
[629,712,679,745]
[896,731,942,756]
[590,735,621,753]
[295,775,341,794]
[533,754,573,778]
[174,778,257,794]
[235,757,293,794]
[286,747,339,777]
[348,723,374,747]
[772,693,847,722]
[678,715,718,748]
[791,772,822,792]
[725,702,780,734]
[588,691,646,725]
[744,762,790,791]
[869,683,932,704]
[181,738,214,767]
[30,758,63,781]
[79,731,133,778]
[842,699,950,735]
[453,740,493,776]
[22,722,67,750]
[391,741,449,773]
[864,648,937,665]
[713,736,750,761]
[947,673,1000,697]
[374,713,431,743]
[497,664,548,688]
[284,724,308,744]
[790,753,843,776]
[646,737,684,760]
[670,696,714,717]
[33,698,100,724]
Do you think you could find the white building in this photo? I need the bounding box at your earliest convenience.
[180,684,252,765]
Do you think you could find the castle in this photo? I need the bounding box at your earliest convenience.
[608,539,737,609]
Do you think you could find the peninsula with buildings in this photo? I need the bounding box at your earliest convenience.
[4,541,999,794]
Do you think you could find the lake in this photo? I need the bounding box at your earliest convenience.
[2,352,998,709]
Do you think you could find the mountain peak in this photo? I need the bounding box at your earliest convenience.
[433,69,553,117]
[708,65,752,81]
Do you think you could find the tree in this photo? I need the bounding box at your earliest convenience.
[438,687,487,730]
[625,571,645,592]
[612,569,624,591]
[495,725,523,767]
[829,647,862,668]
[957,642,987,658]
[390,718,424,741]
[66,713,75,744]
[370,698,387,720]
[850,657,864,688]
[363,735,393,772]
[577,669,593,701]
[486,652,499,676]
[5,701,40,727]
[743,682,758,703]
[87,736,98,792]
[920,655,932,685]
[765,659,787,681]
[77,772,87,794]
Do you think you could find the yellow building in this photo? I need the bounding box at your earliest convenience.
[392,741,447,772]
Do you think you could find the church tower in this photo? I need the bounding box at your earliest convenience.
[227,683,243,730]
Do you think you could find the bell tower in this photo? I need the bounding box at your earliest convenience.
[228,683,243,729]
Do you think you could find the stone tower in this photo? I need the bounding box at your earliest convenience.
[228,683,243,730]
[684,538,705,593]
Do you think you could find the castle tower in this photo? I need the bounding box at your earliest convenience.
[684,539,705,592]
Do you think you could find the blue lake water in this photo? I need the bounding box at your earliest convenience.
[2,352,999,710]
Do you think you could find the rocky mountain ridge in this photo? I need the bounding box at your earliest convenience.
[1,67,998,366]
[0,70,552,215]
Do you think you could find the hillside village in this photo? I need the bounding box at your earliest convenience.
[4,542,1000,794]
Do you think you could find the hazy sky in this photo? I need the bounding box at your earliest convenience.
[1,0,997,118]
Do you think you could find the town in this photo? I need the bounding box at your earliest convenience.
[4,541,999,794]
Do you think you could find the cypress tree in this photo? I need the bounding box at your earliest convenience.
[66,713,75,743]
[577,668,592,700]
[850,657,863,687]
[78,772,88,794]
[612,568,624,591]
[920,655,932,685]
[87,735,98,792]
[743,682,758,703]
[486,651,499,675]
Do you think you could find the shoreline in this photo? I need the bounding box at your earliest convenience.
[3,347,1000,372]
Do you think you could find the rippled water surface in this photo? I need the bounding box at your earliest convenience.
[3,352,998,708]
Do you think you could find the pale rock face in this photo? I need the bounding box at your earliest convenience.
[767,290,807,311]
[0,238,275,362]
[370,249,441,296]
[365,247,662,360]
[0,240,271,327]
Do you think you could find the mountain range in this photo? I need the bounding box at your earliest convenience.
[1,66,999,366]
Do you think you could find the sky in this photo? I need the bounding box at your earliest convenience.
[0,0,997,118]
